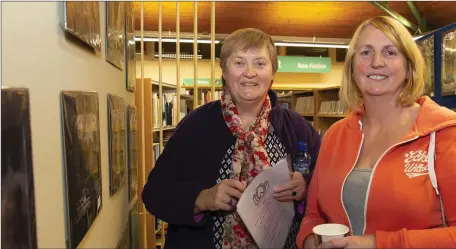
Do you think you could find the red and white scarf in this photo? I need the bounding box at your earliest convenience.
[221,89,272,248]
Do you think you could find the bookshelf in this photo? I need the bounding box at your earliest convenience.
[284,89,315,125]
[182,86,224,110]
[314,86,348,136]
[139,77,185,249]
[181,84,349,136]
[181,84,222,89]
[274,86,348,136]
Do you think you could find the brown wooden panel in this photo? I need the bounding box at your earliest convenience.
[134,79,147,249]
[134,1,456,39]
[414,2,456,30]
[142,78,157,249]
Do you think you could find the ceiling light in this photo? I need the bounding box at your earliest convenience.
[154,53,203,59]
[413,35,425,41]
[134,37,220,44]
[275,42,349,49]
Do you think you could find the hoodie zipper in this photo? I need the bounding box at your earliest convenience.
[360,135,419,234]
[341,133,364,234]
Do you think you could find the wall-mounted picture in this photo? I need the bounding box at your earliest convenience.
[108,94,126,196]
[127,105,138,203]
[117,221,131,249]
[441,28,456,96]
[106,2,126,70]
[62,2,101,51]
[125,1,136,92]
[129,200,140,249]
[61,91,102,249]
[2,87,38,249]
[416,35,435,97]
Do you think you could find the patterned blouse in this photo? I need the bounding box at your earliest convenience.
[212,131,301,249]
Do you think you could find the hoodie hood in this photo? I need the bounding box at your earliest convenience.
[414,96,456,136]
[345,96,456,137]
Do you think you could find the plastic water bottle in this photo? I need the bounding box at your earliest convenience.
[293,141,311,182]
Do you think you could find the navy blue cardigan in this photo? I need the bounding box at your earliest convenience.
[142,90,321,248]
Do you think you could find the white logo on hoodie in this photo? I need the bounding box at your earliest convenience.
[404,150,429,178]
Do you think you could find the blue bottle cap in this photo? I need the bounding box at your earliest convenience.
[297,141,307,152]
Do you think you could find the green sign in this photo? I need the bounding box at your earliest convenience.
[182,78,221,85]
[277,56,331,73]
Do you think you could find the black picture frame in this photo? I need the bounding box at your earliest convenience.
[441,28,456,96]
[2,87,38,249]
[61,91,102,249]
[61,2,101,51]
[117,221,130,249]
[129,200,140,249]
[416,34,435,97]
[108,93,127,196]
[106,2,126,70]
[127,105,138,203]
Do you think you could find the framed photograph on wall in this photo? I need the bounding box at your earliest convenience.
[62,2,101,51]
[441,28,456,96]
[127,105,138,203]
[117,221,130,249]
[108,94,126,196]
[416,35,435,97]
[106,2,126,70]
[2,87,38,249]
[125,1,136,92]
[129,200,140,249]
[61,91,102,249]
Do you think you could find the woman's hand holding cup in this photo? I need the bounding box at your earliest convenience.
[303,223,350,248]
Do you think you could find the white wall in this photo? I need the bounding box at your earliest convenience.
[2,2,132,248]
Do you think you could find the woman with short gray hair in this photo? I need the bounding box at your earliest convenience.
[142,28,321,249]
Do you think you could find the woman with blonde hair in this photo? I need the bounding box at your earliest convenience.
[143,28,321,249]
[297,16,456,248]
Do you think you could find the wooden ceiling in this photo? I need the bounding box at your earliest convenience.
[133,1,456,39]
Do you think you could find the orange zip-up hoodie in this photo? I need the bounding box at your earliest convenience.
[297,96,456,248]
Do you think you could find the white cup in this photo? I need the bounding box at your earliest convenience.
[313,223,349,245]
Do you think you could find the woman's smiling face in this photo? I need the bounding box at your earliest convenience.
[353,25,409,99]
[223,46,274,105]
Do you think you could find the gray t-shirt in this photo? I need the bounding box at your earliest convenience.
[342,168,373,235]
